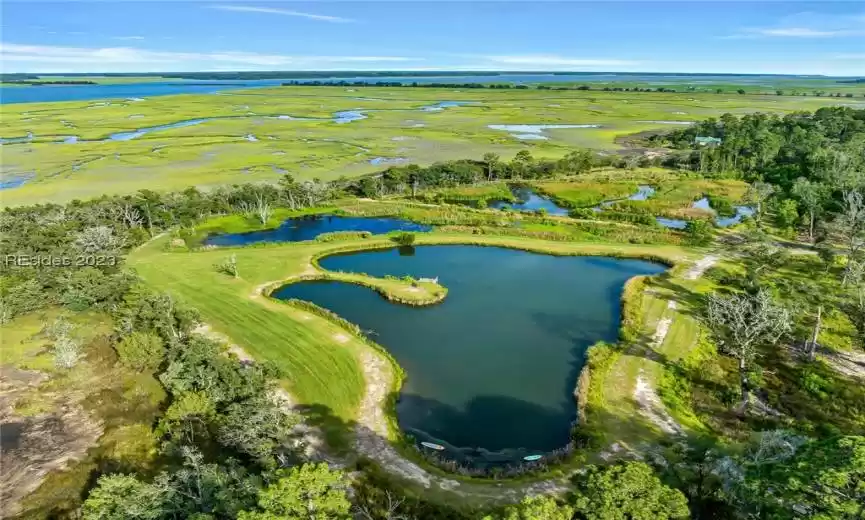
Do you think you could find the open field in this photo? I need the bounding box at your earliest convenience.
[3,86,861,206]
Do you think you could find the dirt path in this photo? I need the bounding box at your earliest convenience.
[684,254,718,280]
[820,348,865,381]
[634,300,684,435]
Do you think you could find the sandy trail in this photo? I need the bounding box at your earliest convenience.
[684,254,718,280]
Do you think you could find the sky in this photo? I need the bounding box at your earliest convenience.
[1,1,863,76]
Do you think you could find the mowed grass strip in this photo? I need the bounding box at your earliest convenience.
[129,238,366,429]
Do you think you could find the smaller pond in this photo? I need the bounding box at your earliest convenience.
[202,215,431,247]
[334,110,368,124]
[0,174,33,190]
[488,124,601,140]
[595,185,656,211]
[490,186,570,216]
[369,157,408,166]
[422,101,471,111]
[655,197,755,229]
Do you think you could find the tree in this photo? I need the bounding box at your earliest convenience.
[485,496,573,520]
[556,149,593,175]
[238,463,351,520]
[391,232,416,246]
[82,474,167,520]
[791,178,827,244]
[116,331,165,371]
[216,254,239,278]
[685,219,714,246]
[745,181,776,224]
[739,435,865,519]
[254,193,273,225]
[571,462,690,520]
[706,290,791,410]
[73,226,125,254]
[833,189,865,285]
[157,391,217,448]
[482,152,500,182]
[54,335,82,369]
[775,199,799,234]
[217,396,297,466]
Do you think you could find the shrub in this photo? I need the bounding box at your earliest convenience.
[391,232,416,246]
[54,336,82,369]
[706,195,736,217]
[685,219,714,246]
[116,331,165,371]
[315,231,372,242]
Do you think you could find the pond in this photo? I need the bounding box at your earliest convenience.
[656,197,755,229]
[202,215,431,247]
[488,124,601,140]
[489,186,570,216]
[273,246,666,463]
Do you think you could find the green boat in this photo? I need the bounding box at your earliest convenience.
[523,454,543,461]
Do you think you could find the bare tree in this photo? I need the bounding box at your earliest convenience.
[706,290,791,411]
[54,336,82,369]
[254,193,272,225]
[833,189,865,286]
[356,490,411,520]
[745,181,776,224]
[73,226,125,254]
[120,203,143,228]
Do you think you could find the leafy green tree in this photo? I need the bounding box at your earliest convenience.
[685,219,714,246]
[556,149,594,175]
[217,396,297,466]
[116,331,165,371]
[238,463,350,520]
[157,391,217,448]
[735,436,865,519]
[775,199,799,234]
[82,474,167,520]
[571,462,690,519]
[486,496,574,520]
[791,178,828,244]
[483,152,500,182]
[391,232,416,246]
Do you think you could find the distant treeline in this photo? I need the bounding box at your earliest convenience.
[281,80,865,97]
[3,80,97,85]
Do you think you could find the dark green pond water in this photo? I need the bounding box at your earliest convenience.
[272,245,665,461]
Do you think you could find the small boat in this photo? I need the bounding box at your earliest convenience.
[420,441,445,451]
[523,454,543,461]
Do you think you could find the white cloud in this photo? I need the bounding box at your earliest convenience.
[113,36,145,41]
[727,12,865,39]
[483,54,638,67]
[0,42,415,72]
[206,5,355,23]
[746,27,852,38]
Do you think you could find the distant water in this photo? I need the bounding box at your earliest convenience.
[1,73,836,104]
[490,186,570,216]
[202,215,431,246]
